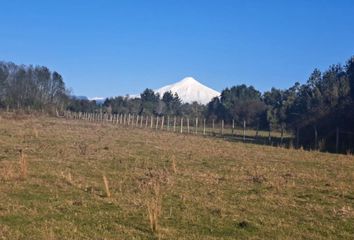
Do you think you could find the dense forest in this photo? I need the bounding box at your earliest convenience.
[1,56,354,152]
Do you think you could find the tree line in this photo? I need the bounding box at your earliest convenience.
[1,56,354,152]
[0,61,69,113]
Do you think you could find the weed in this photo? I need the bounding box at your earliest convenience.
[19,149,27,180]
[103,175,111,198]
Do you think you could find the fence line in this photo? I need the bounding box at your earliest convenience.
[60,111,354,153]
[62,111,294,145]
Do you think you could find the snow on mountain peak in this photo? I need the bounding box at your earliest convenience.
[155,77,220,105]
[179,77,198,84]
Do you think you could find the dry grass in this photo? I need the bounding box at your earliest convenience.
[19,149,27,180]
[171,155,177,174]
[0,114,353,239]
[147,182,161,233]
[103,175,111,198]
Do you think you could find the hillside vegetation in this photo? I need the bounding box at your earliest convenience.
[0,114,353,239]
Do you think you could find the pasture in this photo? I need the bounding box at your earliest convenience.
[0,114,353,239]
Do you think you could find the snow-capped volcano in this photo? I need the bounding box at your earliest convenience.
[156,77,220,105]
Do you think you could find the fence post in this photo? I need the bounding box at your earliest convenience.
[195,118,198,134]
[243,120,246,142]
[203,119,206,135]
[187,118,190,133]
[232,119,235,135]
[314,124,318,150]
[336,127,339,153]
[180,117,183,133]
[167,116,170,131]
[150,115,153,129]
[212,119,215,134]
[155,116,159,130]
[221,120,224,135]
[161,116,164,130]
[173,116,176,132]
[280,124,284,145]
[268,123,271,144]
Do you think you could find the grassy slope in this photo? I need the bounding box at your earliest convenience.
[0,115,353,239]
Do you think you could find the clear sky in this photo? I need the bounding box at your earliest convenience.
[1,0,354,98]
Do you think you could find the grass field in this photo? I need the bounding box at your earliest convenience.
[0,114,353,239]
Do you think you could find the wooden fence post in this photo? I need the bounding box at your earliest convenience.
[268,123,271,144]
[180,117,183,133]
[243,120,246,142]
[203,119,206,135]
[221,120,224,135]
[187,118,190,133]
[212,119,215,134]
[280,124,284,145]
[161,116,164,130]
[167,116,170,131]
[195,118,198,134]
[314,124,318,150]
[232,119,235,135]
[155,116,159,130]
[150,116,153,129]
[173,116,176,132]
[336,127,339,153]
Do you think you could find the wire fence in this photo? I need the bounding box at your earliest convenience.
[61,111,354,154]
[62,111,293,146]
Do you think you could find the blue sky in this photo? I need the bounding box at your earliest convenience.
[1,0,354,98]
